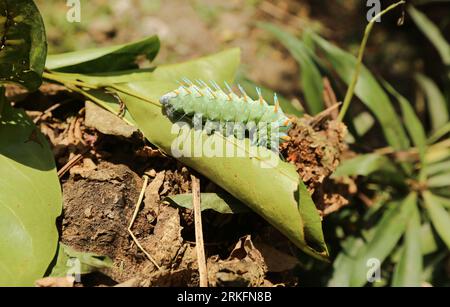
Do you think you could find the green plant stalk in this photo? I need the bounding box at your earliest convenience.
[43,71,161,108]
[338,0,406,121]
[43,71,99,89]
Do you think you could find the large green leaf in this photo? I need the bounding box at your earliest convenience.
[54,49,328,260]
[415,74,448,132]
[0,98,62,286]
[0,0,47,91]
[259,23,324,115]
[310,34,410,151]
[423,191,450,248]
[46,36,160,73]
[392,203,422,287]
[408,5,450,66]
[297,181,328,254]
[118,52,327,260]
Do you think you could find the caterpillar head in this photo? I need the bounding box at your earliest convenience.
[160,91,178,107]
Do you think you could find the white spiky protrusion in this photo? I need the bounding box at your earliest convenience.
[192,85,204,96]
[182,77,193,86]
[210,80,223,93]
[197,79,210,90]
[224,81,233,94]
[237,84,248,102]
[256,87,265,105]
[274,93,279,113]
[182,86,192,94]
[176,78,283,110]
[206,86,217,99]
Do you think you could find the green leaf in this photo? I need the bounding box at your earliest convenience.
[415,74,448,132]
[333,153,399,177]
[423,191,450,248]
[119,54,326,260]
[428,122,450,144]
[420,222,438,255]
[426,141,450,164]
[328,237,366,287]
[408,5,450,66]
[165,193,248,214]
[46,36,160,73]
[0,0,47,91]
[425,160,450,177]
[427,172,450,188]
[425,193,450,209]
[46,48,329,260]
[310,33,410,151]
[392,203,422,287]
[258,23,324,115]
[383,81,427,165]
[50,243,112,278]
[297,181,328,255]
[349,193,417,287]
[0,100,62,286]
[353,111,375,137]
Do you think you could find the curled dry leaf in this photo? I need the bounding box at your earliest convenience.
[35,276,75,288]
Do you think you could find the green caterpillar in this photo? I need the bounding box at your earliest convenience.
[160,79,292,149]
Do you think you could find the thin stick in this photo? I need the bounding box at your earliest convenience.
[338,0,406,121]
[57,151,86,178]
[128,175,162,270]
[191,175,208,287]
[33,98,76,124]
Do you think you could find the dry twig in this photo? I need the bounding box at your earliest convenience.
[191,175,208,287]
[128,175,162,270]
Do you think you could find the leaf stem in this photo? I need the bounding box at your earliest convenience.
[42,71,99,89]
[338,0,406,121]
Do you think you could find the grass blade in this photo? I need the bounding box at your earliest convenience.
[415,73,449,132]
[349,193,417,287]
[383,81,427,177]
[408,5,450,65]
[392,203,422,286]
[423,191,450,248]
[258,22,324,115]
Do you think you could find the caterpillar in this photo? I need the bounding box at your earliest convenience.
[160,78,292,150]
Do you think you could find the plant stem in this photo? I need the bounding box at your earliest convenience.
[42,71,99,89]
[338,0,406,121]
[43,71,161,108]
